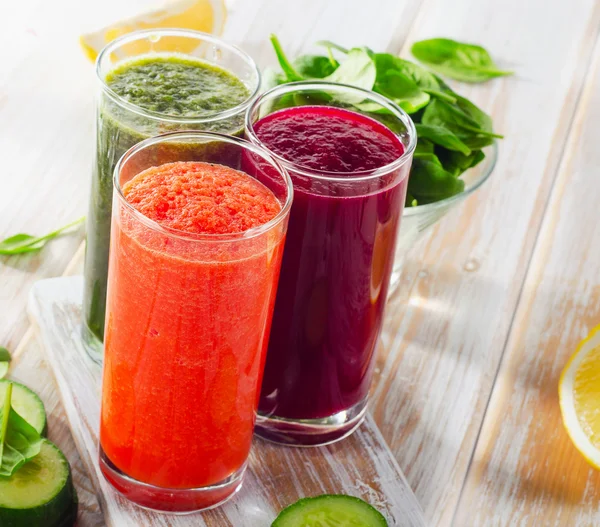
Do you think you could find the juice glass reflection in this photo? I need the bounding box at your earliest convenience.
[99,132,292,512]
[245,82,416,446]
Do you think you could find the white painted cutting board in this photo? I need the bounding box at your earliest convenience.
[28,276,425,527]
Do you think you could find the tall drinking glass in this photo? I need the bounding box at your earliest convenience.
[84,29,260,357]
[245,82,416,446]
[99,132,292,512]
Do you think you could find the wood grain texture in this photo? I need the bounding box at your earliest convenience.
[6,0,600,525]
[9,330,105,527]
[28,276,425,527]
[6,244,103,527]
[2,1,429,525]
[368,0,600,524]
[453,32,600,526]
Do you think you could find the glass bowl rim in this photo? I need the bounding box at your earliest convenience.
[403,141,498,217]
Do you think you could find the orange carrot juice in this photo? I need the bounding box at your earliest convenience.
[99,136,290,513]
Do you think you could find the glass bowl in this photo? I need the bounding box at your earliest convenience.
[388,142,498,294]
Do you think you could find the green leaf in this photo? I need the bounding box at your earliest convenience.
[423,88,457,104]
[415,138,435,155]
[293,55,336,79]
[270,34,304,81]
[261,68,287,90]
[422,99,502,139]
[415,124,471,155]
[457,133,495,150]
[0,348,11,363]
[438,149,486,177]
[317,40,349,54]
[411,38,513,83]
[0,217,85,256]
[0,384,9,462]
[323,47,376,90]
[408,155,465,199]
[373,54,440,91]
[0,348,10,380]
[453,94,495,133]
[325,46,339,69]
[374,70,430,114]
[0,383,43,477]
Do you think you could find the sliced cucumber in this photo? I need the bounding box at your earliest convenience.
[0,380,47,435]
[0,439,77,527]
[272,494,388,527]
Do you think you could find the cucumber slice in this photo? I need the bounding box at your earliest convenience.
[272,494,388,526]
[0,439,77,527]
[0,380,47,435]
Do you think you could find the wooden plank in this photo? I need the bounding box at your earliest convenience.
[5,244,103,527]
[9,330,105,527]
[369,0,600,524]
[453,32,600,526]
[28,276,425,527]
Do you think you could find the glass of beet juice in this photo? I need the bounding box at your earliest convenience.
[99,131,292,512]
[245,82,416,446]
[83,30,260,358]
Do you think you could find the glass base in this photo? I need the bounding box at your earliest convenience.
[254,398,368,447]
[99,447,245,513]
[81,323,103,364]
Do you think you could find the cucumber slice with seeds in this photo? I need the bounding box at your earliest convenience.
[0,439,77,527]
[272,494,388,527]
[0,380,47,435]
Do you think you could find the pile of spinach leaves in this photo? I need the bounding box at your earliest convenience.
[266,35,504,206]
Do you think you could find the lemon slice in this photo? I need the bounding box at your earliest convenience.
[80,0,227,62]
[559,325,600,469]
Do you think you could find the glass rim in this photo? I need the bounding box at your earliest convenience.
[96,28,261,125]
[244,80,417,182]
[403,141,498,216]
[113,131,294,243]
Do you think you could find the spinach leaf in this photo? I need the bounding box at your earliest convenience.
[293,55,336,79]
[415,124,471,155]
[270,35,303,81]
[453,94,494,133]
[0,348,10,380]
[439,149,486,176]
[325,46,339,69]
[374,54,439,91]
[374,70,430,113]
[457,133,495,150]
[261,68,286,90]
[317,40,349,54]
[0,217,85,256]
[266,35,502,209]
[422,99,502,138]
[0,383,43,478]
[323,47,376,90]
[409,155,465,199]
[411,38,513,83]
[415,138,435,155]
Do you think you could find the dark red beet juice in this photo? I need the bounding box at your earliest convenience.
[248,105,412,445]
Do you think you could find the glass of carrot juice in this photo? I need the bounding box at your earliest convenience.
[99,131,292,512]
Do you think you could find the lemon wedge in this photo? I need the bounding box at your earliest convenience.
[80,0,227,62]
[559,325,600,469]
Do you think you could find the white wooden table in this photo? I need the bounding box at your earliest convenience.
[2,0,600,525]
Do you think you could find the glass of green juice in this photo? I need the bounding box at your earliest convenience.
[83,29,260,359]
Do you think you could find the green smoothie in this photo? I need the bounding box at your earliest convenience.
[84,54,251,346]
